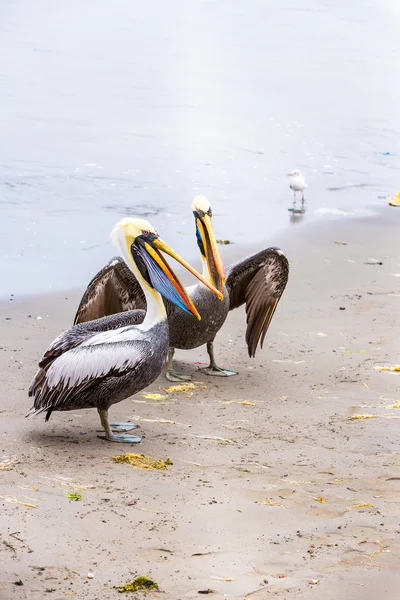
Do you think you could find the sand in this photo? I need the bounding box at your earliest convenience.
[1,210,400,600]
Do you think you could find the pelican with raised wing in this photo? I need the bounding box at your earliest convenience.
[74,197,289,381]
[27,218,222,442]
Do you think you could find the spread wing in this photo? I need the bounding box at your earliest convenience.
[74,257,146,324]
[225,248,289,357]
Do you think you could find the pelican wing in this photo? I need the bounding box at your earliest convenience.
[29,310,146,396]
[38,311,146,370]
[74,257,146,324]
[28,328,150,417]
[225,248,289,357]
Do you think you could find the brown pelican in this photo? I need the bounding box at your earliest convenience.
[74,197,289,381]
[27,218,222,442]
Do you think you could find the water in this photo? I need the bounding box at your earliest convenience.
[1,0,399,297]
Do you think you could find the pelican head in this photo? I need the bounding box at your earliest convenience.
[287,169,302,177]
[111,218,222,319]
[192,196,225,293]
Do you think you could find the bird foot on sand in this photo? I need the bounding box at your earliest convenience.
[98,433,142,443]
[199,365,237,377]
[166,370,192,382]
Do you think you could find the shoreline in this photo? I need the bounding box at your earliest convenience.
[0,202,393,307]
[1,208,400,599]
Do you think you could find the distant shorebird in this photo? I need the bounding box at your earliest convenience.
[74,196,289,382]
[288,170,307,204]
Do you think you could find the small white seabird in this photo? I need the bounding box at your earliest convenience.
[288,169,307,204]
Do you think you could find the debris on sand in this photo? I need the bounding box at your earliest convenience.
[385,401,400,409]
[258,498,281,506]
[216,239,232,245]
[164,382,206,393]
[112,453,173,470]
[348,414,377,420]
[348,503,374,509]
[313,496,328,503]
[273,359,305,364]
[40,475,95,492]
[221,400,256,407]
[132,415,191,427]
[114,576,159,593]
[198,589,215,595]
[374,365,400,372]
[141,393,168,400]
[191,435,236,446]
[0,456,20,470]
[334,241,347,245]
[66,482,95,491]
[67,493,83,501]
[0,496,36,508]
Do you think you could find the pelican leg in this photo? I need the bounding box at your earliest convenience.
[293,190,297,204]
[199,342,237,377]
[97,409,142,443]
[301,191,305,203]
[165,347,192,382]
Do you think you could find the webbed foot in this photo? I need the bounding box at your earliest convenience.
[166,370,192,382]
[200,341,237,377]
[98,433,142,443]
[199,365,237,377]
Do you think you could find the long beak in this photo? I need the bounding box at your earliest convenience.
[196,214,225,293]
[143,238,223,320]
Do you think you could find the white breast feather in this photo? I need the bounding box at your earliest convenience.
[290,175,306,191]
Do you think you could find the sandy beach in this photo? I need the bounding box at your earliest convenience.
[1,209,400,599]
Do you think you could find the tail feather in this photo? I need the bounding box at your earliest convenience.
[25,404,48,419]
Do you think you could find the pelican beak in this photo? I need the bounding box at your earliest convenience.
[196,214,225,293]
[139,238,223,320]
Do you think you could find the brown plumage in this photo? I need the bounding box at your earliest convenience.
[225,248,289,357]
[74,258,146,324]
[74,195,289,379]
[74,248,289,359]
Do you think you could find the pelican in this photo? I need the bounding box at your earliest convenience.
[27,218,222,442]
[288,169,307,204]
[74,197,289,381]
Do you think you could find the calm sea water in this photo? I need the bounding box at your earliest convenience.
[0,0,399,296]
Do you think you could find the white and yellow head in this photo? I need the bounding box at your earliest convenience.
[191,196,225,292]
[111,217,222,318]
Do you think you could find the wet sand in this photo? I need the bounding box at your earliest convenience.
[1,210,400,599]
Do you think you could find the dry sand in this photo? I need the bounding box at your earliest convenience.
[1,210,400,600]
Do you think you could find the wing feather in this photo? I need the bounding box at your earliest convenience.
[37,310,146,372]
[226,248,289,357]
[29,339,149,416]
[74,257,146,324]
